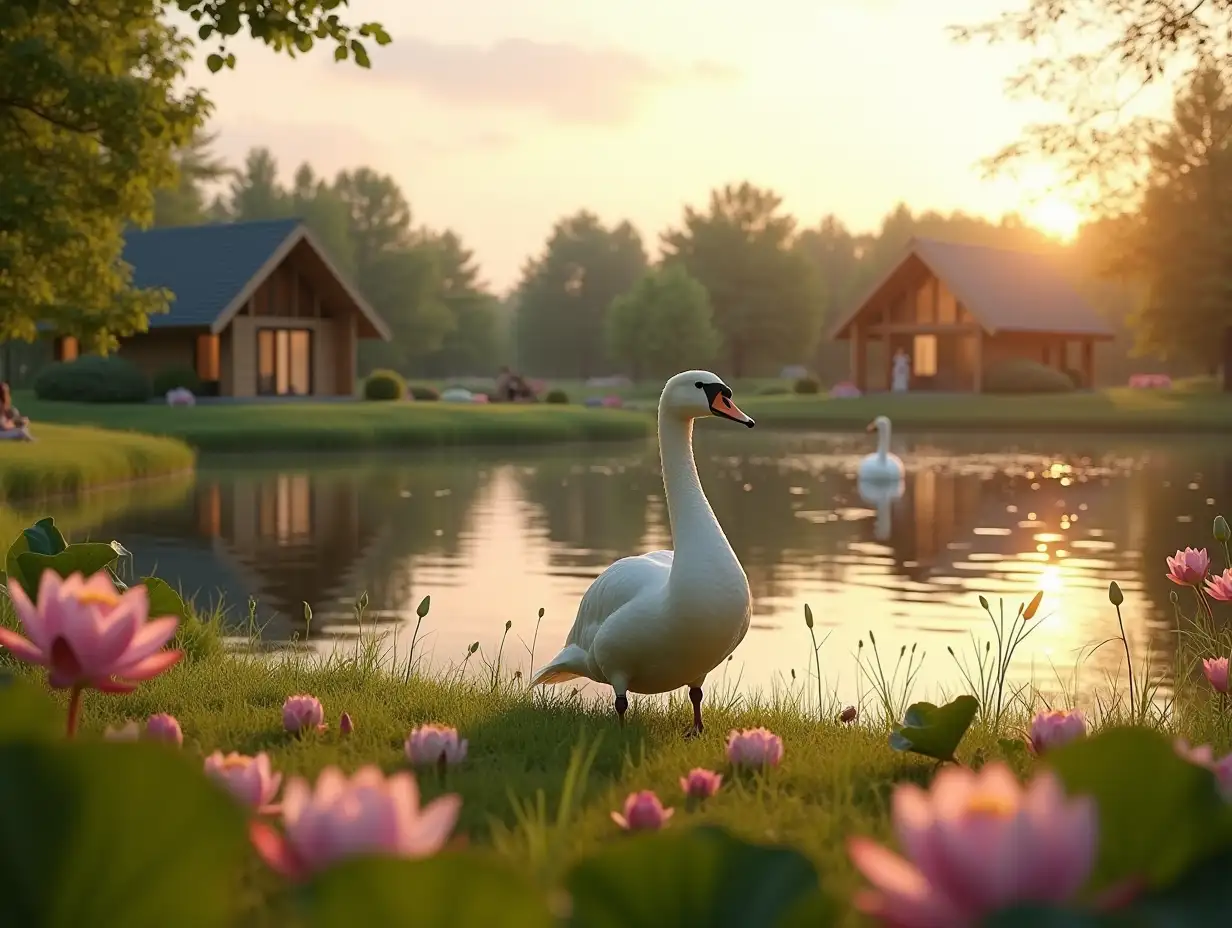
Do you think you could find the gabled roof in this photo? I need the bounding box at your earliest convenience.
[122,218,391,339]
[830,237,1115,340]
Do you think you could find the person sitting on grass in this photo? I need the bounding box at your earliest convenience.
[0,382,33,441]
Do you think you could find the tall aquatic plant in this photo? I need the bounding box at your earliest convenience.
[856,631,923,728]
[946,590,1043,733]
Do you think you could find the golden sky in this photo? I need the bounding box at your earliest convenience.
[183,0,1157,291]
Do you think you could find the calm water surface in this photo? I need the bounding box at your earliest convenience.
[61,430,1232,703]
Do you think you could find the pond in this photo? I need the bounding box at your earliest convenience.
[38,430,1232,704]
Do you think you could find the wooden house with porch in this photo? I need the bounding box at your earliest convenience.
[830,238,1115,392]
[52,218,391,397]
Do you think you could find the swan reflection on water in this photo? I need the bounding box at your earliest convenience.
[857,476,905,541]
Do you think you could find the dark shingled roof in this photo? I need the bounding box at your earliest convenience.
[122,218,301,328]
[832,237,1115,339]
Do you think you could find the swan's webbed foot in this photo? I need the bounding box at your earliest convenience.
[684,686,704,739]
[615,694,628,727]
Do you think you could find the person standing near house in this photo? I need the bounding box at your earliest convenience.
[891,349,911,393]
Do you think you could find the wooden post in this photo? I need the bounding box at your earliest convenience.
[851,322,867,391]
[972,331,983,393]
[1081,338,1095,388]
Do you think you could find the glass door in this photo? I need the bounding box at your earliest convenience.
[257,329,313,396]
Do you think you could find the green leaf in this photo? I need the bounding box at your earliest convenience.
[0,672,62,743]
[1043,727,1232,891]
[206,53,224,72]
[333,44,348,61]
[140,577,189,622]
[981,906,1117,927]
[23,518,67,557]
[303,854,553,927]
[565,825,823,928]
[888,695,978,762]
[0,740,249,927]
[350,39,371,68]
[13,543,120,601]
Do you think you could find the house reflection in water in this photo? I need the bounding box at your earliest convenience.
[193,472,383,640]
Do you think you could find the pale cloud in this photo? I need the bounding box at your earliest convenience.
[352,36,740,124]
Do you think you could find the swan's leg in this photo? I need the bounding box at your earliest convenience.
[614,693,629,727]
[685,685,704,738]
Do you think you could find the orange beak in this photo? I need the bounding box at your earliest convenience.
[866,421,877,432]
[711,392,755,428]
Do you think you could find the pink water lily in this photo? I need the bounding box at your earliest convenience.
[1203,657,1229,694]
[1166,547,1210,586]
[611,790,673,831]
[249,765,460,880]
[1205,569,1232,602]
[405,724,468,767]
[282,694,326,734]
[726,727,784,769]
[204,751,283,813]
[680,768,722,801]
[1026,709,1087,755]
[1175,740,1232,801]
[848,763,1097,927]
[339,712,354,736]
[145,713,182,745]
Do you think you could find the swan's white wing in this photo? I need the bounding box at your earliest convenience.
[565,551,673,652]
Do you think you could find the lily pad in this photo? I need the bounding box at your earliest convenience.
[12,543,120,602]
[140,577,189,623]
[3,517,67,590]
[888,695,978,762]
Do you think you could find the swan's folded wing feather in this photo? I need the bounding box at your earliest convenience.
[566,551,673,650]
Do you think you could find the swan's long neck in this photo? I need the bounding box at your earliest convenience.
[876,422,891,457]
[657,411,737,586]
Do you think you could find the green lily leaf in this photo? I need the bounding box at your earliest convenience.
[565,825,826,927]
[889,695,978,762]
[140,577,189,622]
[13,544,120,601]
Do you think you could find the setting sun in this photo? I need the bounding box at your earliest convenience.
[1024,195,1082,241]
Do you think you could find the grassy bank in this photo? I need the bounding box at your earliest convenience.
[0,423,194,501]
[738,387,1232,432]
[4,580,1230,926]
[14,397,653,453]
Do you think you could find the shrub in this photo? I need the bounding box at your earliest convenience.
[545,388,569,404]
[408,384,440,401]
[33,355,151,403]
[1061,367,1088,389]
[363,369,406,401]
[152,367,201,397]
[793,377,820,395]
[757,384,791,396]
[982,359,1075,394]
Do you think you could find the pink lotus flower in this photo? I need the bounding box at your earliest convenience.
[1174,739,1232,801]
[1205,569,1232,602]
[848,763,1097,926]
[1166,547,1210,586]
[204,751,283,812]
[726,727,784,769]
[840,705,858,724]
[1203,657,1229,694]
[0,570,181,693]
[339,712,354,736]
[611,790,673,831]
[104,720,140,741]
[405,724,468,767]
[248,765,460,880]
[680,768,722,801]
[1026,709,1087,755]
[282,694,325,734]
[145,713,183,746]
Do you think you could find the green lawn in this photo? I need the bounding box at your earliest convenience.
[737,386,1232,432]
[0,422,194,502]
[3,586,1228,926]
[14,395,653,453]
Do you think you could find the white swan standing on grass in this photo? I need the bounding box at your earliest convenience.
[530,370,756,737]
[858,415,905,483]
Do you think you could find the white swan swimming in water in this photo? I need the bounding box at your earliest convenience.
[529,370,756,737]
[858,415,905,483]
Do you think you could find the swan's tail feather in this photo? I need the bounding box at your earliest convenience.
[530,644,588,687]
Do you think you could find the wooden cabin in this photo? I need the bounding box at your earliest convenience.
[829,238,1115,392]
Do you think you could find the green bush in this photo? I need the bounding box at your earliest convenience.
[408,384,440,401]
[151,367,201,397]
[793,377,820,395]
[545,388,569,404]
[757,384,791,396]
[1061,367,1088,389]
[982,359,1075,394]
[33,355,151,403]
[363,369,406,401]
